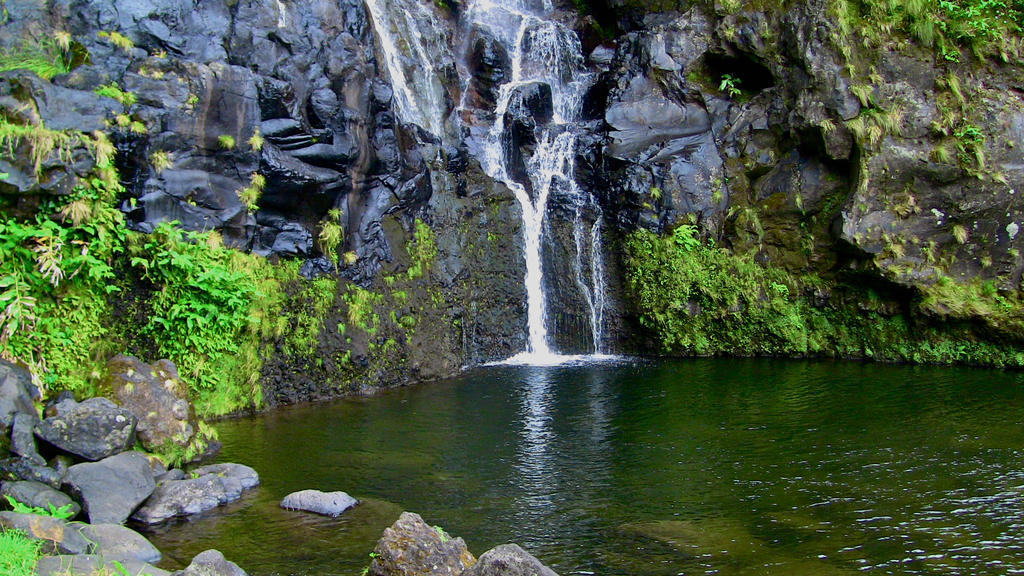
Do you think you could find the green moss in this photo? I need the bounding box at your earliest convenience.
[343,285,383,335]
[281,274,337,359]
[623,228,1024,367]
[406,219,437,280]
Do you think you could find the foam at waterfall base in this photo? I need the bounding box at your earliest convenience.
[490,352,628,367]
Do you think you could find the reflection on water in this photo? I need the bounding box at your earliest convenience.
[144,359,1024,576]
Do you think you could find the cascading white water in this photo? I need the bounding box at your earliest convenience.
[364,0,451,137]
[462,0,610,362]
[363,0,612,362]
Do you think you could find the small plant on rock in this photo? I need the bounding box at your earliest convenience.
[217,134,236,150]
[719,74,742,98]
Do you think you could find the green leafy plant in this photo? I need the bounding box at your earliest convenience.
[94,83,137,107]
[718,73,742,97]
[3,495,75,519]
[126,222,284,415]
[217,135,236,150]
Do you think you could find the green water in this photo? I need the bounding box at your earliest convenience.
[143,359,1024,575]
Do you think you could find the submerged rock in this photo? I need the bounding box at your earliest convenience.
[35,397,137,462]
[63,451,156,524]
[461,544,559,576]
[173,549,248,576]
[280,489,358,517]
[369,511,476,576]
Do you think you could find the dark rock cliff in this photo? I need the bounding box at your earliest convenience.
[2,0,1023,406]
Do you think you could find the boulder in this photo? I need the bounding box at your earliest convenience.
[280,489,358,517]
[103,355,199,456]
[35,555,171,576]
[0,511,89,554]
[10,412,43,464]
[78,523,162,564]
[368,512,476,576]
[35,397,137,461]
[0,359,37,428]
[63,451,156,524]
[173,549,248,576]
[131,462,259,524]
[0,456,62,488]
[0,480,80,518]
[461,544,559,576]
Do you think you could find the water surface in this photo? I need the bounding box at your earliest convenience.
[143,359,1024,575]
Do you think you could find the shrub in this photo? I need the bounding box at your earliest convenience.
[127,222,286,415]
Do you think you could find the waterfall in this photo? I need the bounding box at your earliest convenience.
[364,0,452,137]
[461,0,608,362]
[363,0,612,362]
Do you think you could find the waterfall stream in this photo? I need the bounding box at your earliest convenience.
[364,0,452,137]
[365,0,611,362]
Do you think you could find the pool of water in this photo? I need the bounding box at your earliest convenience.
[142,358,1024,575]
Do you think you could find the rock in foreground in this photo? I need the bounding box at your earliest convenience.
[63,451,156,524]
[0,480,80,518]
[280,489,357,517]
[103,355,203,457]
[78,523,162,563]
[36,555,171,576]
[369,511,476,576]
[0,511,89,555]
[35,397,136,461]
[132,463,259,524]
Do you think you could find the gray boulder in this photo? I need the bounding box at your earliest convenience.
[131,462,259,524]
[35,555,171,576]
[461,544,559,576]
[0,359,37,428]
[78,523,162,564]
[35,397,137,461]
[0,511,89,554]
[280,489,357,517]
[368,512,475,576]
[10,412,43,464]
[63,451,156,524]
[103,355,200,456]
[172,549,248,576]
[0,480,80,518]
